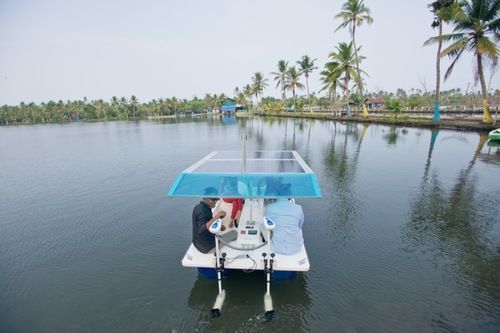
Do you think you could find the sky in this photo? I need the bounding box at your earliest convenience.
[0,0,498,105]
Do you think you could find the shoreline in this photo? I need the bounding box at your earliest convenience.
[236,112,498,132]
[1,112,497,132]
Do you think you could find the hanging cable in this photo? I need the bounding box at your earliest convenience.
[216,234,268,251]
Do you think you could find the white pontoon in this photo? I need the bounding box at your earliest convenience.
[168,150,321,317]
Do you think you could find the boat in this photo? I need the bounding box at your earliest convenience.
[168,150,321,317]
[489,128,500,141]
[487,139,500,148]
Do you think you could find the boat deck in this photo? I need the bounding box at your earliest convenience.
[182,198,310,272]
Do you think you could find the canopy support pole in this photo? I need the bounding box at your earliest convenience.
[241,131,247,174]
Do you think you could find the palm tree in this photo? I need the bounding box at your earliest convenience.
[425,0,499,124]
[335,0,373,117]
[285,66,304,112]
[320,61,343,114]
[130,95,138,119]
[243,84,254,108]
[111,96,119,118]
[95,99,106,120]
[251,72,268,109]
[119,97,128,119]
[235,90,247,106]
[170,97,178,115]
[426,0,459,122]
[297,55,318,112]
[271,60,289,102]
[328,42,363,117]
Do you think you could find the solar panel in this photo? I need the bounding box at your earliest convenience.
[168,151,321,198]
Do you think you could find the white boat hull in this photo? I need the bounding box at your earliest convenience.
[181,242,310,271]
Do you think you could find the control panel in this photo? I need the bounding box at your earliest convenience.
[238,219,261,246]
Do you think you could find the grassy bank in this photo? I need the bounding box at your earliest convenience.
[236,112,498,132]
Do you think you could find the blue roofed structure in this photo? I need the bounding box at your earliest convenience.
[221,105,236,112]
[221,98,236,113]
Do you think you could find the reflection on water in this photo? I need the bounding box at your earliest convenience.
[482,140,500,166]
[322,122,366,241]
[405,132,500,329]
[382,126,409,146]
[239,117,500,330]
[186,272,311,332]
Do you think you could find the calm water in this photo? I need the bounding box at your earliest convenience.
[1,116,500,332]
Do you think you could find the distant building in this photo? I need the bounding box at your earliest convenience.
[366,98,385,109]
[221,98,236,113]
[302,105,321,112]
[221,98,245,113]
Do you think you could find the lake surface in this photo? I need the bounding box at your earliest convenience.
[1,116,499,332]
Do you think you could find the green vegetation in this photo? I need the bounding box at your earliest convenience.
[271,60,289,102]
[251,72,268,109]
[285,66,304,112]
[0,95,228,125]
[426,0,460,122]
[297,55,318,111]
[425,0,499,123]
[335,0,374,117]
[326,42,363,117]
[1,88,498,126]
[386,99,402,118]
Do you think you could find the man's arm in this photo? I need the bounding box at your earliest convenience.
[299,206,304,229]
[205,211,226,231]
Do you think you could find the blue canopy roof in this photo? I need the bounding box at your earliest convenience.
[221,105,236,112]
[168,151,321,198]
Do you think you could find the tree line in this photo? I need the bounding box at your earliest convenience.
[2,88,497,125]
[0,94,228,125]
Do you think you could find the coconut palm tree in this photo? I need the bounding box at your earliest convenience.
[426,0,459,122]
[243,84,254,108]
[285,66,304,112]
[328,42,363,117]
[202,93,213,112]
[251,72,268,109]
[425,0,499,124]
[119,97,128,119]
[171,97,179,115]
[320,61,345,115]
[297,55,318,112]
[271,60,289,102]
[320,61,342,102]
[233,87,248,110]
[235,90,247,106]
[111,96,119,118]
[335,0,373,117]
[130,95,138,119]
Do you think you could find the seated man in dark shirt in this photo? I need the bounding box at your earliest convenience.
[192,187,238,254]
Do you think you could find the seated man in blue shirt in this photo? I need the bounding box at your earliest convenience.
[264,185,304,255]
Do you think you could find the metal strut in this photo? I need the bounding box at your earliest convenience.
[211,237,226,317]
[263,252,275,319]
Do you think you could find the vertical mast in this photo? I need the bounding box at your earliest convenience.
[242,131,247,174]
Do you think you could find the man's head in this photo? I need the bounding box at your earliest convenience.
[277,183,291,197]
[202,186,219,208]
